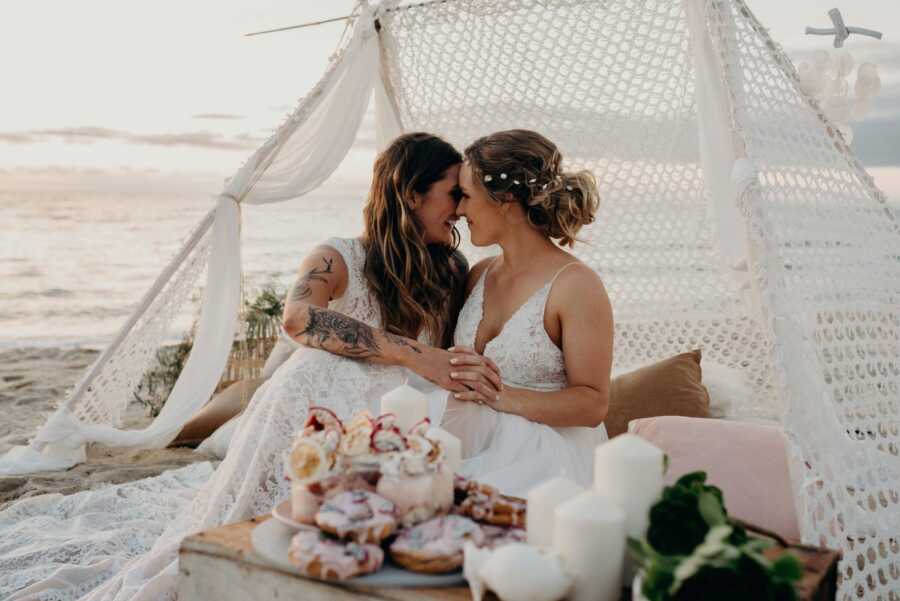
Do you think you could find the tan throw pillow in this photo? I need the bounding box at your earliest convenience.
[605,349,711,437]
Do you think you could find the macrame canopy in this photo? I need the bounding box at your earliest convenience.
[2,2,898,597]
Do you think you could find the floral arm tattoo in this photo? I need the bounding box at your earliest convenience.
[299,306,423,360]
[301,306,381,358]
[285,254,424,362]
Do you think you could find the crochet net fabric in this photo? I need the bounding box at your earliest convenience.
[2,1,897,599]
[377,0,898,597]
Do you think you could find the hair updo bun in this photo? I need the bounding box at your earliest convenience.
[463,129,600,247]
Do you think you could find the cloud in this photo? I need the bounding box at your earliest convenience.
[0,126,261,151]
[0,165,228,193]
[129,131,258,150]
[30,126,122,143]
[192,113,246,120]
[0,132,36,144]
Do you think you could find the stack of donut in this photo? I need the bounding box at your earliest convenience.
[280,408,527,581]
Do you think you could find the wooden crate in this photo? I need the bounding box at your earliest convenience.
[177,515,470,601]
[177,516,837,601]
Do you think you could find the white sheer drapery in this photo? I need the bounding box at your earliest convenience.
[2,1,898,597]
[0,3,393,476]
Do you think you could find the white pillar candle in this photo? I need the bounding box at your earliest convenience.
[553,491,626,601]
[380,384,428,434]
[526,477,585,548]
[426,426,462,474]
[592,434,665,539]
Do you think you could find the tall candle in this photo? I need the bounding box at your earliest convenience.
[593,434,665,539]
[426,426,462,473]
[553,491,626,601]
[380,384,428,433]
[527,477,584,548]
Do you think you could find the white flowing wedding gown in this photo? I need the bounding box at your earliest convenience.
[1,237,421,601]
[442,260,609,497]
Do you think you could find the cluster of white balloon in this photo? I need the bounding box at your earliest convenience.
[797,49,882,145]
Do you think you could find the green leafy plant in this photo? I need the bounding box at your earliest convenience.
[243,282,285,341]
[133,337,194,417]
[629,472,802,601]
[133,281,286,416]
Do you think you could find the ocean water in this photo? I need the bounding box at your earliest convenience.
[2,186,898,350]
[0,188,366,348]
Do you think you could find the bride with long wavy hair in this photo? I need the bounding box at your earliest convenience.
[3,132,501,601]
[173,131,475,447]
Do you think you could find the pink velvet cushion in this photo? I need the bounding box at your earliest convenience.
[629,415,800,543]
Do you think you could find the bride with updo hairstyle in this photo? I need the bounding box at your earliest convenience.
[462,128,599,248]
[441,129,613,495]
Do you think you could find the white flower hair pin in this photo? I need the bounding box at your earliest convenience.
[483,172,572,192]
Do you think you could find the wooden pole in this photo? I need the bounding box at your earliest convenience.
[245,15,352,38]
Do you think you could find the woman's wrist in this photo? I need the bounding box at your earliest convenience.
[494,385,519,414]
[396,340,428,372]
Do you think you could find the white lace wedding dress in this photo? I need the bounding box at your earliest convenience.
[1,237,419,601]
[442,260,609,498]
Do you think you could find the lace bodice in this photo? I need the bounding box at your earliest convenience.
[446,258,607,497]
[322,237,381,327]
[453,260,575,391]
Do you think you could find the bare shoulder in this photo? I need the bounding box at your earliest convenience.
[465,256,496,296]
[306,243,348,272]
[551,261,611,312]
[299,244,349,279]
[294,243,350,300]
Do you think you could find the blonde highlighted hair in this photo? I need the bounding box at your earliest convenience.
[464,129,599,247]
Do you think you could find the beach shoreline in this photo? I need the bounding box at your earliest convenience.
[0,347,212,510]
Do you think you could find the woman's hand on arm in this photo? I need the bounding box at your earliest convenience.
[280,245,469,392]
[447,346,504,402]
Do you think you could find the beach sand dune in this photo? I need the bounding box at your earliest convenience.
[0,347,211,510]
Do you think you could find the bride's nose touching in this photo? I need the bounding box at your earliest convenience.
[456,161,504,247]
[412,163,461,245]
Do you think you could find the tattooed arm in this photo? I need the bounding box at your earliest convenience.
[281,245,469,390]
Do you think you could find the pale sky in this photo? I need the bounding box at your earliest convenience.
[0,1,898,195]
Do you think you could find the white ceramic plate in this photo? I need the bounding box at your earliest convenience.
[251,518,466,587]
[271,499,318,532]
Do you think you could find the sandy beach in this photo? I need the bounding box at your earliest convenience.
[0,347,212,510]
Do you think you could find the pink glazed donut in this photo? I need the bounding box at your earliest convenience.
[288,529,383,581]
[389,514,485,573]
[314,489,398,544]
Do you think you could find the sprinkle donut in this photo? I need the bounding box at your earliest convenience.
[454,476,527,528]
[288,529,383,581]
[481,524,527,549]
[314,490,398,544]
[389,514,485,573]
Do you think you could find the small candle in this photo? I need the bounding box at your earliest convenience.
[593,434,665,539]
[426,426,462,473]
[526,477,584,548]
[553,490,626,601]
[380,384,428,433]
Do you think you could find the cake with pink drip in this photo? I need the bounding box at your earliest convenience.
[283,407,453,528]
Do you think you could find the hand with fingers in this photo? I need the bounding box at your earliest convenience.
[447,346,504,406]
[406,345,471,393]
